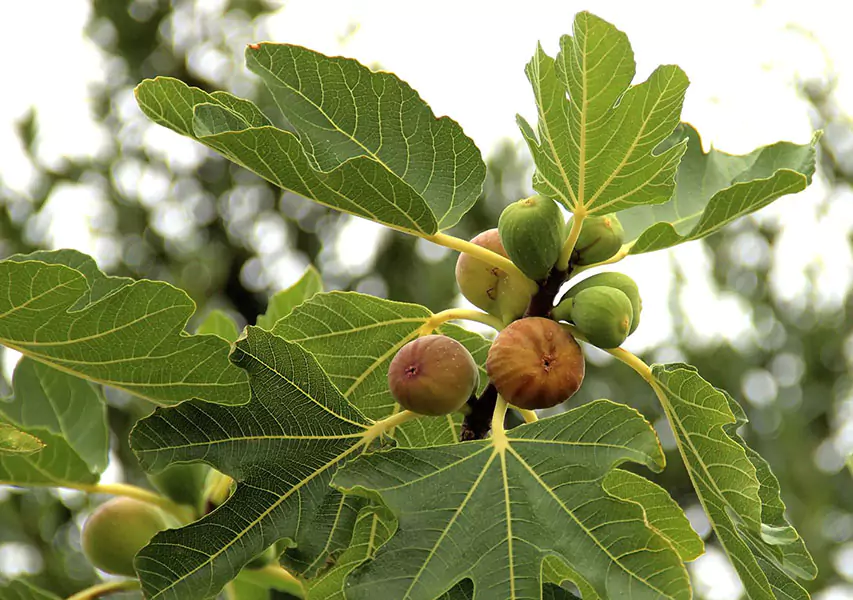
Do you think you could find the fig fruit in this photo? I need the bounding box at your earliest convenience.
[247,545,279,569]
[388,335,479,416]
[455,229,533,323]
[569,214,624,266]
[498,195,564,281]
[565,286,633,349]
[147,462,209,513]
[554,272,642,334]
[81,497,171,576]
[486,317,585,410]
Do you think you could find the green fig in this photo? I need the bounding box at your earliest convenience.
[388,335,479,416]
[203,468,234,510]
[566,286,633,349]
[147,462,209,514]
[81,497,172,577]
[247,544,279,569]
[498,195,564,281]
[455,229,533,323]
[486,317,585,410]
[555,271,642,334]
[569,214,624,266]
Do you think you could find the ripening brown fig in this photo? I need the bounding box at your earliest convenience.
[455,229,533,323]
[388,335,479,416]
[486,317,585,410]
[81,497,172,576]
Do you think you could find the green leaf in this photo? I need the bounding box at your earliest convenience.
[651,363,815,599]
[129,326,374,600]
[518,12,688,215]
[333,400,691,600]
[0,250,249,405]
[0,580,61,600]
[602,469,704,562]
[196,309,240,342]
[621,123,818,254]
[245,43,485,231]
[1,358,107,471]
[256,265,323,330]
[0,423,43,455]
[271,292,491,447]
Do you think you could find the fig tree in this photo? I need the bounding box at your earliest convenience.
[81,497,172,576]
[147,462,209,513]
[565,286,633,349]
[554,271,642,334]
[388,335,479,416]
[498,195,564,281]
[455,229,533,323]
[486,317,585,410]
[569,214,624,266]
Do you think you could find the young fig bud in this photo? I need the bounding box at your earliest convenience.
[388,335,479,416]
[147,463,209,514]
[557,272,642,334]
[486,317,585,410]
[569,215,624,266]
[455,229,533,323]
[81,497,172,577]
[568,287,633,349]
[498,195,564,281]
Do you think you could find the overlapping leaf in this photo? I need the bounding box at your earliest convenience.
[256,265,323,330]
[620,123,818,253]
[196,309,240,342]
[334,400,691,600]
[129,326,374,600]
[271,292,491,447]
[518,11,688,215]
[652,363,816,599]
[0,250,249,405]
[136,40,485,236]
[0,423,43,455]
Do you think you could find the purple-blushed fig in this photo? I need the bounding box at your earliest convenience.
[455,229,533,323]
[569,214,624,266]
[498,195,564,281]
[81,497,172,576]
[554,271,642,334]
[564,286,633,349]
[486,317,585,410]
[388,335,479,416]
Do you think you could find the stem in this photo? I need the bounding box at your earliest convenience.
[72,482,192,522]
[424,232,533,287]
[491,395,509,450]
[460,384,498,441]
[421,308,505,335]
[236,564,306,597]
[570,242,631,277]
[557,209,586,271]
[363,410,422,446]
[605,346,653,381]
[66,580,140,600]
[517,409,538,424]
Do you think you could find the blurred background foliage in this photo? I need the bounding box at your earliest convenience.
[2,1,853,599]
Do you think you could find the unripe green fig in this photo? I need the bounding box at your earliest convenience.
[555,271,642,334]
[147,463,209,513]
[486,317,585,410]
[455,229,533,323]
[81,497,171,576]
[203,469,234,510]
[388,335,479,416]
[569,215,624,266]
[566,287,633,349]
[498,196,564,281]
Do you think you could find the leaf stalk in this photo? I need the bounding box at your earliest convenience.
[424,232,535,290]
[421,308,505,335]
[65,579,140,600]
[73,482,193,522]
[557,209,586,271]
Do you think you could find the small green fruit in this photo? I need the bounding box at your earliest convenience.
[81,497,171,577]
[455,229,533,323]
[555,272,642,334]
[567,287,634,349]
[388,335,479,416]
[569,215,624,266]
[147,463,209,513]
[203,469,234,510]
[498,196,564,281]
[486,317,585,410]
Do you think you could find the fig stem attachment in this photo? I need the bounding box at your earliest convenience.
[72,482,193,523]
[517,408,538,423]
[557,209,586,271]
[420,308,505,335]
[65,579,140,600]
[571,242,632,277]
[235,564,307,598]
[491,395,509,451]
[424,232,535,291]
[363,409,422,446]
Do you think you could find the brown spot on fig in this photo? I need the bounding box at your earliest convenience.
[388,335,479,416]
[486,317,584,410]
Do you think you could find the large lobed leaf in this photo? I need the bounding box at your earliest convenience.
[135,42,485,236]
[518,11,688,215]
[0,250,248,405]
[0,423,43,455]
[334,400,691,600]
[652,363,816,599]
